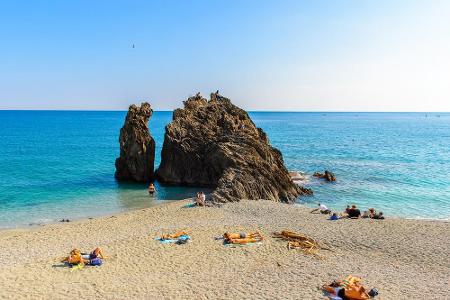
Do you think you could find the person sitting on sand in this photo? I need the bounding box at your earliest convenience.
[161,230,188,240]
[328,212,340,221]
[148,183,155,195]
[347,205,361,219]
[372,211,385,220]
[311,203,331,214]
[195,192,202,206]
[196,191,206,206]
[362,208,376,218]
[62,249,88,265]
[339,205,351,218]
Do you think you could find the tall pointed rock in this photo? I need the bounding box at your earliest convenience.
[115,102,155,182]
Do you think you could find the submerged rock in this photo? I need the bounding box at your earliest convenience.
[313,170,336,182]
[115,102,155,182]
[156,92,310,203]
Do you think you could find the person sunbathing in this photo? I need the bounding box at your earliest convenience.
[223,231,263,244]
[62,248,89,265]
[62,247,105,265]
[161,230,188,240]
[323,275,375,300]
[85,247,105,260]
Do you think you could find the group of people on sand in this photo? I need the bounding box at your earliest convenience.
[311,203,385,220]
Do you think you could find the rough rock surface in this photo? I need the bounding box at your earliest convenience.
[156,92,311,202]
[313,170,336,182]
[115,102,155,182]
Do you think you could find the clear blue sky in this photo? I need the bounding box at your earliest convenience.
[0,0,449,111]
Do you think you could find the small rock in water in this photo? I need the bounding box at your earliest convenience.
[313,170,336,182]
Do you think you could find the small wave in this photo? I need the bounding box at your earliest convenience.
[290,170,311,184]
[404,216,450,222]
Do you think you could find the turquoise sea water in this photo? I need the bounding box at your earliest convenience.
[0,111,449,228]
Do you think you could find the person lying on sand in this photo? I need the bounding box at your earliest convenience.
[347,205,361,219]
[62,247,104,265]
[223,231,263,244]
[311,203,332,214]
[62,249,88,265]
[322,275,378,299]
[161,230,188,240]
[85,247,105,260]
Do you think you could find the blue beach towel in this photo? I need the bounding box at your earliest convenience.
[155,235,190,244]
[183,203,197,208]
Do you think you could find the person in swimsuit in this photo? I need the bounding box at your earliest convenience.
[148,183,156,195]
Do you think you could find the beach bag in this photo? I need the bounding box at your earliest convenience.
[90,258,102,266]
[368,288,378,297]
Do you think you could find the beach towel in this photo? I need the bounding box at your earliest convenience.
[223,241,263,248]
[69,263,84,272]
[183,203,197,208]
[156,234,190,244]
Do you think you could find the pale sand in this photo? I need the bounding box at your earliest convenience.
[0,200,448,300]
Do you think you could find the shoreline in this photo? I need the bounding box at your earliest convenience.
[2,198,448,233]
[0,199,448,299]
[0,198,185,232]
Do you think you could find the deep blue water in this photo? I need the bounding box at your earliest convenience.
[0,111,449,228]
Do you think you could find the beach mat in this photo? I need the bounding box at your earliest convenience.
[155,235,190,244]
[223,241,263,247]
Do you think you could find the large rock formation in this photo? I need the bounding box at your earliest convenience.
[115,102,155,182]
[156,92,311,203]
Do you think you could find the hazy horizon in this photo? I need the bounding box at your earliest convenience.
[1,0,449,112]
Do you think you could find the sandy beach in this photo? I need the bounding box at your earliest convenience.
[0,199,448,300]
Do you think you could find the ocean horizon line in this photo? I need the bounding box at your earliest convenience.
[0,109,449,114]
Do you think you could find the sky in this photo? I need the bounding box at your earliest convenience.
[0,0,449,111]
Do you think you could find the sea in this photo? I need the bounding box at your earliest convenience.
[0,111,449,228]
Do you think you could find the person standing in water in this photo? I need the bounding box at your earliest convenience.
[148,183,156,195]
